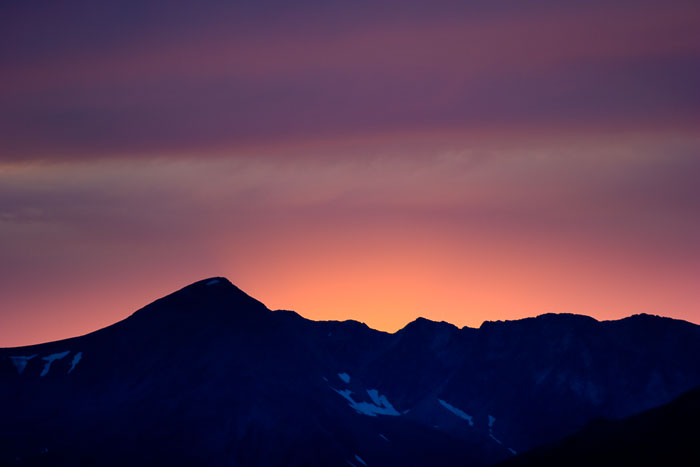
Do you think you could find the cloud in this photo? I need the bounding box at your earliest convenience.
[1,0,698,161]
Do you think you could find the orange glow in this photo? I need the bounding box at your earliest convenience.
[1,140,699,347]
[2,217,698,348]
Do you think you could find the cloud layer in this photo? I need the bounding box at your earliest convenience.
[2,0,699,159]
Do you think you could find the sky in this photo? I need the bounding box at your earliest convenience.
[1,0,699,347]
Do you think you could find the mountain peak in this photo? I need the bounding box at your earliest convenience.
[179,276,234,290]
[126,276,269,325]
[480,313,599,330]
[401,317,458,333]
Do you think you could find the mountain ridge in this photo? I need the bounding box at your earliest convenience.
[497,384,700,466]
[3,276,692,351]
[2,277,699,466]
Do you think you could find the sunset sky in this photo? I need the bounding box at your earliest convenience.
[1,0,699,347]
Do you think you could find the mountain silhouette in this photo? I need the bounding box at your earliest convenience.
[1,277,699,466]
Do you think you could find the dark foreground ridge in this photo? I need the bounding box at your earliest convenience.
[1,277,699,466]
[497,385,700,466]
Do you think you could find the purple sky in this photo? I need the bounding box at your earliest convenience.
[1,0,699,346]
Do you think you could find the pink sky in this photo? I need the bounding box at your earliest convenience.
[1,0,699,346]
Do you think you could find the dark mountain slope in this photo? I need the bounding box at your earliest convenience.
[1,277,699,466]
[498,385,700,466]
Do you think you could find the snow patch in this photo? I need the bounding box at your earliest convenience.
[508,448,517,455]
[205,279,220,286]
[438,399,474,426]
[68,352,82,374]
[488,415,496,428]
[487,415,504,446]
[367,389,382,406]
[332,388,400,417]
[354,454,367,466]
[9,355,37,375]
[322,376,328,382]
[40,351,70,376]
[379,434,389,442]
[338,372,351,383]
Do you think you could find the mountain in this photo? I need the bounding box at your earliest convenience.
[497,385,700,466]
[1,277,699,466]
